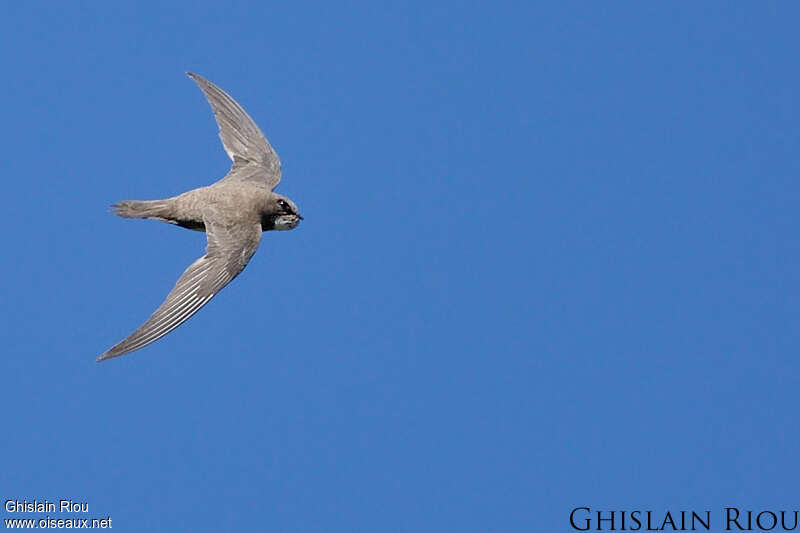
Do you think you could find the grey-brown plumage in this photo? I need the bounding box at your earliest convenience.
[97,72,302,362]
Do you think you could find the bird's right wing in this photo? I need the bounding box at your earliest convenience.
[98,218,263,361]
[187,72,282,190]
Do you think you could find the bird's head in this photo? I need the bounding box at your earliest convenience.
[266,194,303,231]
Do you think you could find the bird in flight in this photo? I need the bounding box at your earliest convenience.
[98,72,302,362]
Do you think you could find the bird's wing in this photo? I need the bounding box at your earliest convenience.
[98,217,263,361]
[187,72,282,190]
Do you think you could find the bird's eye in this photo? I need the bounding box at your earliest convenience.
[278,200,290,211]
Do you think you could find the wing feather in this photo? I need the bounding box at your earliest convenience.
[98,219,262,361]
[187,72,282,190]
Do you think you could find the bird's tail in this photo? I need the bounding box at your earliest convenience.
[111,199,172,221]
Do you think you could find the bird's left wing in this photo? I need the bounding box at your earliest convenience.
[98,218,262,361]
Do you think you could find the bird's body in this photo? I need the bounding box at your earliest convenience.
[113,183,296,232]
[98,73,302,362]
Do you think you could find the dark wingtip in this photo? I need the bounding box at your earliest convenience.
[96,348,121,362]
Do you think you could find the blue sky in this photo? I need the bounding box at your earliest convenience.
[2,2,799,531]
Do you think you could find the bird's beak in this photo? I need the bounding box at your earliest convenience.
[298,214,304,220]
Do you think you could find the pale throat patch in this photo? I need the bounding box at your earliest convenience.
[274,215,300,231]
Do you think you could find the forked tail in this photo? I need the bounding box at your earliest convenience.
[112,200,172,221]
